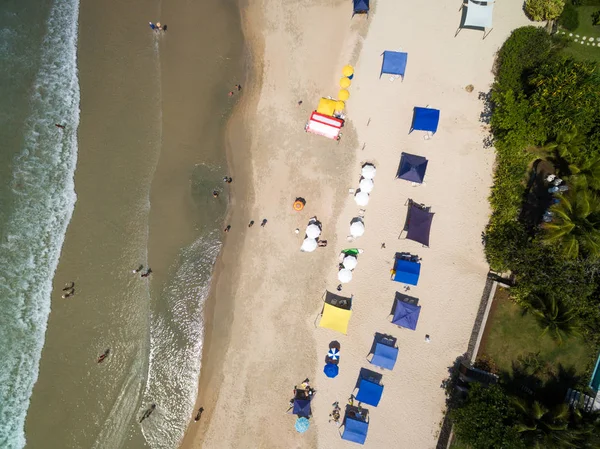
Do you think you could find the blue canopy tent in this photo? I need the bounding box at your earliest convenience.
[392,258,421,285]
[356,377,384,406]
[396,153,428,183]
[410,107,440,134]
[293,399,312,418]
[391,298,421,330]
[370,340,399,370]
[380,51,408,80]
[341,416,369,444]
[352,0,370,16]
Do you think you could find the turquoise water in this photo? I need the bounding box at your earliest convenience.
[0,0,80,447]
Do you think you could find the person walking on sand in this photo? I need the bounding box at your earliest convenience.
[194,407,204,422]
[248,220,254,228]
[261,219,267,227]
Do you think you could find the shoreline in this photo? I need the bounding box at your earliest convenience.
[179,0,264,444]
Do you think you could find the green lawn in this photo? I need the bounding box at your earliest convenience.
[478,288,594,381]
[560,6,600,62]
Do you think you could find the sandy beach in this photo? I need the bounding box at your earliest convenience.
[180,0,533,448]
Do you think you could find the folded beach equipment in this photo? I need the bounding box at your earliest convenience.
[456,0,495,39]
[306,111,343,141]
[368,334,399,370]
[391,297,421,330]
[352,0,370,16]
[391,257,421,285]
[404,201,434,247]
[355,374,384,406]
[396,152,428,184]
[319,291,353,334]
[410,107,440,134]
[341,414,369,444]
[380,51,408,81]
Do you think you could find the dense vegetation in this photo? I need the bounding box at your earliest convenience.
[450,26,600,448]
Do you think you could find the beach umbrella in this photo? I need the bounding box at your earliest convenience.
[338,89,350,101]
[354,191,370,207]
[324,363,339,378]
[350,221,365,237]
[301,238,318,252]
[335,100,345,111]
[338,268,353,283]
[342,65,354,77]
[359,178,374,193]
[340,77,351,88]
[306,223,321,239]
[361,163,376,179]
[328,347,340,360]
[343,255,358,270]
[295,417,310,433]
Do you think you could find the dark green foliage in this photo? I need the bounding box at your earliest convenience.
[493,27,555,95]
[559,1,580,29]
[451,384,525,449]
[593,9,600,24]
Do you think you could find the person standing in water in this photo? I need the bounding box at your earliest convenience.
[194,407,204,421]
[97,349,110,363]
[133,264,144,274]
[141,268,152,278]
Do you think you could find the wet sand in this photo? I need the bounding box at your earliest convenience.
[25,0,245,447]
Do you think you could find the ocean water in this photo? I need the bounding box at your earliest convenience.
[0,0,80,448]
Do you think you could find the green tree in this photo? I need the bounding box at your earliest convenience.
[521,292,580,344]
[543,187,600,259]
[525,0,566,21]
[451,384,525,449]
[512,398,573,448]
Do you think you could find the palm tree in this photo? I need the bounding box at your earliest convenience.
[512,397,573,448]
[543,187,600,260]
[521,292,580,345]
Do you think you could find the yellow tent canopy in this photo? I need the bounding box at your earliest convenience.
[338,89,350,101]
[317,98,337,117]
[340,77,351,88]
[319,303,352,334]
[335,100,345,111]
[342,65,354,77]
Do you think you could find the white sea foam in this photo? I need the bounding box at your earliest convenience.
[139,234,222,449]
[0,0,80,447]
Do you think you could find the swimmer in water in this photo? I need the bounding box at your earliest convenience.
[97,349,110,363]
[140,404,156,423]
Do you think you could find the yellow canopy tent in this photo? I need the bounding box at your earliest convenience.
[338,89,350,101]
[340,77,351,88]
[317,98,337,117]
[342,65,354,77]
[319,303,352,334]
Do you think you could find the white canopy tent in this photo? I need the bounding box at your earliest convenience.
[456,0,494,39]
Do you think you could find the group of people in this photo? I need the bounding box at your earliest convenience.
[228,84,242,97]
[133,264,152,278]
[148,22,167,32]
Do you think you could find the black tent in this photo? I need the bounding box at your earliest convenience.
[405,202,434,247]
[353,0,370,16]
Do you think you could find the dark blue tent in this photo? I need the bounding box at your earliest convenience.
[392,259,421,285]
[353,0,370,16]
[356,378,384,406]
[392,298,421,330]
[341,417,369,444]
[406,203,434,246]
[380,51,408,80]
[410,107,440,134]
[371,341,399,370]
[396,152,428,183]
[293,399,312,418]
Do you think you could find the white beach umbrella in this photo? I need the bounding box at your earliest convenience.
[361,164,377,179]
[350,220,365,237]
[338,268,353,283]
[359,178,374,193]
[342,255,358,270]
[301,238,318,252]
[354,191,370,207]
[306,223,321,239]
